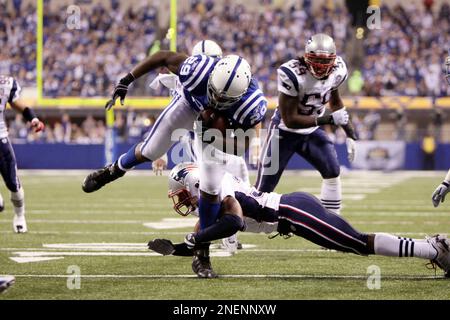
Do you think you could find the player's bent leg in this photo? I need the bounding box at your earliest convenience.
[299,129,342,214]
[255,125,295,192]
[0,138,26,232]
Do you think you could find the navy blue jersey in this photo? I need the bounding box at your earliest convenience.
[178,55,267,129]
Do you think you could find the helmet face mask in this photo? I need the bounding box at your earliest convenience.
[304,33,337,79]
[304,52,336,79]
[167,163,200,216]
[168,188,198,216]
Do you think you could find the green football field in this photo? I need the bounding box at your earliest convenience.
[1,170,450,300]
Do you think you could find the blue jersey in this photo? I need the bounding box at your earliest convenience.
[178,55,267,129]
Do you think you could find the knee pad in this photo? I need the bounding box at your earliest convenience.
[11,187,24,208]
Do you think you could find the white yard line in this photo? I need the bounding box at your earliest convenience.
[11,274,442,280]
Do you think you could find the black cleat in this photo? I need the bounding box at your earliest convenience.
[148,239,176,256]
[82,162,125,193]
[192,245,218,279]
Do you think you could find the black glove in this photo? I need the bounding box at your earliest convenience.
[105,73,135,110]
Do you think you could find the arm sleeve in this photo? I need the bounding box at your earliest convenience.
[277,66,299,97]
[8,79,21,103]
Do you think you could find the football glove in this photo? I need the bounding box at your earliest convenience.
[31,118,45,133]
[432,181,450,208]
[148,239,175,255]
[346,137,356,163]
[331,108,349,126]
[105,73,135,110]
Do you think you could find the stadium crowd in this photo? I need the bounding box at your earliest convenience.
[36,0,450,98]
[42,0,163,97]
[7,112,156,145]
[0,0,36,87]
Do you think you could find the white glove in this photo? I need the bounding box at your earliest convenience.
[346,137,356,163]
[331,108,349,126]
[432,181,449,208]
[249,137,261,166]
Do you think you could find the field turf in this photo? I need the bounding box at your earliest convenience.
[1,170,450,300]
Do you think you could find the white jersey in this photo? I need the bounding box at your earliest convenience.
[276,56,348,135]
[220,173,281,211]
[0,76,21,139]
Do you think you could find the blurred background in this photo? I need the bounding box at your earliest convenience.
[1,0,449,170]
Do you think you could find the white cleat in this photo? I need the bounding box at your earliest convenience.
[13,215,28,233]
[0,275,15,293]
[221,234,239,254]
[427,234,450,278]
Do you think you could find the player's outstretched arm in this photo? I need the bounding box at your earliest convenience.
[9,99,45,133]
[105,51,189,110]
[432,169,450,207]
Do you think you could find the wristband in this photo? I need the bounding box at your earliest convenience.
[316,115,333,126]
[22,107,38,122]
[120,72,135,86]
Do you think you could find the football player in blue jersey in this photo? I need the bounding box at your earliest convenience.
[149,163,450,278]
[255,33,357,215]
[0,75,45,233]
[82,49,267,276]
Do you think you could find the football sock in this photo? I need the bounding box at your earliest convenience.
[374,233,437,260]
[195,214,244,243]
[10,188,24,217]
[117,144,141,171]
[198,195,221,230]
[320,177,342,215]
[0,192,4,211]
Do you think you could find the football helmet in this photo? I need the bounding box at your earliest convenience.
[207,55,251,110]
[304,33,337,79]
[192,40,223,58]
[445,54,450,85]
[168,163,200,216]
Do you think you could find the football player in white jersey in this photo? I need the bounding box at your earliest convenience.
[148,163,450,278]
[0,75,45,233]
[255,33,357,215]
[82,48,267,274]
[431,54,450,207]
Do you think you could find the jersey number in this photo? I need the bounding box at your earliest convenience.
[179,56,199,76]
[300,90,332,115]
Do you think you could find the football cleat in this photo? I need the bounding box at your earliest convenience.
[221,234,239,253]
[148,239,176,255]
[192,246,218,279]
[0,196,4,212]
[82,162,125,193]
[0,276,15,293]
[13,215,27,233]
[427,234,450,277]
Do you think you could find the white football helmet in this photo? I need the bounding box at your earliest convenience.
[168,163,200,216]
[304,33,337,79]
[207,55,252,110]
[192,40,223,58]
